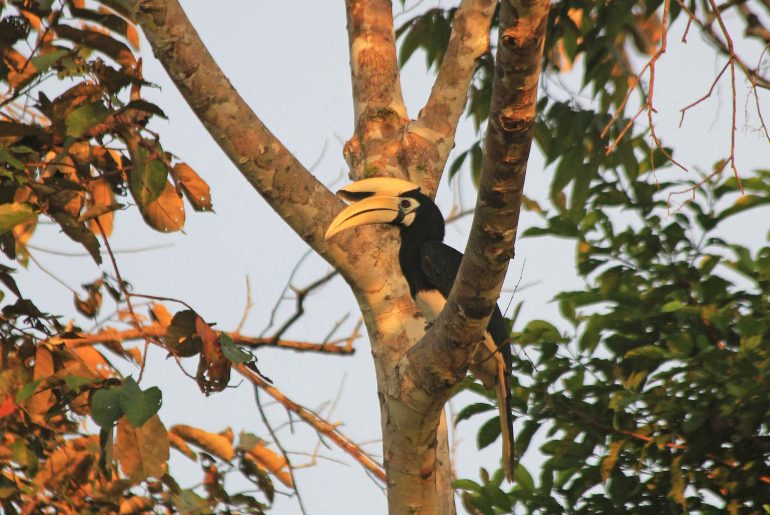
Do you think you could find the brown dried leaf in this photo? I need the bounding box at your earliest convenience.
[195,316,229,394]
[170,424,234,461]
[139,181,185,233]
[174,163,213,212]
[115,415,169,481]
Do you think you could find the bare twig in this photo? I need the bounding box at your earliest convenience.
[50,323,357,355]
[235,276,253,333]
[253,388,307,515]
[679,61,730,127]
[271,270,338,343]
[237,364,387,482]
[94,218,152,381]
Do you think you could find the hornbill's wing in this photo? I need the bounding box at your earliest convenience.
[420,240,516,480]
[420,241,511,353]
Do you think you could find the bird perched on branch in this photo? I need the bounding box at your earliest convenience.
[325,177,515,481]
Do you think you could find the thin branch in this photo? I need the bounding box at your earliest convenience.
[50,323,357,355]
[412,0,496,189]
[678,61,730,127]
[706,0,743,191]
[235,276,253,333]
[94,218,151,381]
[253,388,307,515]
[237,363,387,483]
[271,270,338,343]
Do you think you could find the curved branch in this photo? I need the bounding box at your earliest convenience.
[411,0,496,190]
[128,0,343,255]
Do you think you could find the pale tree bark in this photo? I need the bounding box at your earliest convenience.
[128,0,548,513]
[385,0,550,512]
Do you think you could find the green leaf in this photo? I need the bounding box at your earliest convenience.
[129,145,168,207]
[477,416,501,450]
[0,203,37,235]
[119,376,162,427]
[624,345,668,360]
[91,386,123,427]
[452,478,482,492]
[661,300,685,312]
[64,375,95,391]
[514,463,535,492]
[219,334,252,364]
[16,379,43,403]
[455,402,495,425]
[65,102,111,137]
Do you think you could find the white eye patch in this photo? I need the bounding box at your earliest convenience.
[402,211,416,226]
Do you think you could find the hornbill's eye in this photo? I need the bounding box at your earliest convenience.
[400,199,411,209]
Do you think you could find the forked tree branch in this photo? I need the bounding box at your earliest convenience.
[413,0,496,186]
[128,0,344,256]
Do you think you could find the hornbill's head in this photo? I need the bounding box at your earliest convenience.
[324,178,444,241]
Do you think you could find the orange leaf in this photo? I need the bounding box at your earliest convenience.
[170,424,234,461]
[174,163,213,212]
[168,431,197,461]
[139,181,185,233]
[246,441,293,488]
[85,178,116,237]
[0,396,16,418]
[126,25,140,50]
[150,303,172,328]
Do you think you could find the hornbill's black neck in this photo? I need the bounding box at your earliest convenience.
[397,191,445,297]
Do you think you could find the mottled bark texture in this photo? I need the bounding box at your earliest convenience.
[387,0,549,511]
[129,0,548,513]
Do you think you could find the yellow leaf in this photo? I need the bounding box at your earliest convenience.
[174,163,213,212]
[139,181,185,233]
[170,424,234,461]
[116,415,169,481]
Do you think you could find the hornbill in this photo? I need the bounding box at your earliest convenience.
[325,177,515,481]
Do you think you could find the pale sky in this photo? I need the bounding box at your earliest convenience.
[13,1,769,513]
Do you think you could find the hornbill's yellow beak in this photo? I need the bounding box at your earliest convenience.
[324,178,420,240]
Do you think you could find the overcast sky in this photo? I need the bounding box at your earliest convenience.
[13,1,770,513]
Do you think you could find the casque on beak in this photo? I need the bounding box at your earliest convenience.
[324,178,420,240]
